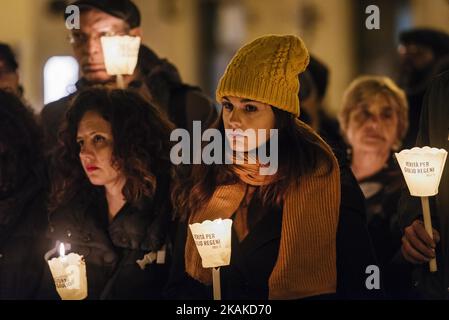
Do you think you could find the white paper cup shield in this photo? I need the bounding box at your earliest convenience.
[395,147,448,197]
[189,219,233,268]
[47,253,88,300]
[101,35,141,75]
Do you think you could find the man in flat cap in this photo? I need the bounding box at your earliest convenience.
[40,0,216,151]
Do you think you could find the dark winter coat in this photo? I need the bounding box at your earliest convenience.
[37,175,173,300]
[359,157,414,299]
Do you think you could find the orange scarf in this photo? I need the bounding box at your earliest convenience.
[185,121,341,299]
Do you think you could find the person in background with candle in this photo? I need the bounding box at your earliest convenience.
[37,88,174,300]
[399,70,449,299]
[339,76,414,298]
[0,90,49,299]
[166,35,379,300]
[40,0,216,153]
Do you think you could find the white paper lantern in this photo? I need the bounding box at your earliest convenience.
[47,243,88,300]
[395,147,448,197]
[101,35,141,75]
[189,219,233,268]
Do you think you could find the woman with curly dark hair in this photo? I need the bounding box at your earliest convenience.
[0,89,49,299]
[38,88,175,300]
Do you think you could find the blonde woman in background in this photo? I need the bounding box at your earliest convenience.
[339,76,413,299]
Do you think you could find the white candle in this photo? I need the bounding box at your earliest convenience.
[396,147,448,272]
[189,219,233,300]
[100,35,141,88]
[47,243,88,300]
[395,147,448,197]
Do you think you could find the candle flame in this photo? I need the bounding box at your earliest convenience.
[59,243,66,258]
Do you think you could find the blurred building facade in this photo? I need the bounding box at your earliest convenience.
[1,0,448,113]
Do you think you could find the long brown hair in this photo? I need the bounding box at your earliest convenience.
[49,88,174,212]
[172,107,335,221]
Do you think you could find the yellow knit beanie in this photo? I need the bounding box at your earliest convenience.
[216,34,310,117]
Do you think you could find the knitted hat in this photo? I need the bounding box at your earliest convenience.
[216,35,310,117]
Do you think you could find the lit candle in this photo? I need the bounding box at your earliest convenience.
[189,218,233,300]
[396,146,448,272]
[47,243,88,300]
[100,35,141,89]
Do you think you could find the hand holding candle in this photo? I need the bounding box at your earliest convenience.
[189,219,233,300]
[47,243,88,300]
[396,147,448,272]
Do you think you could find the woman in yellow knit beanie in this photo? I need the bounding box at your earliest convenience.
[169,35,342,300]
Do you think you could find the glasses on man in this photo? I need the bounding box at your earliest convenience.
[68,29,130,47]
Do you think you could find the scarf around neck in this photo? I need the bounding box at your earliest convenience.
[185,121,341,299]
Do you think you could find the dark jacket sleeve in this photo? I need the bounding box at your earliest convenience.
[336,164,384,299]
[164,220,211,300]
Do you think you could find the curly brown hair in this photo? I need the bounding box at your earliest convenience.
[49,87,174,212]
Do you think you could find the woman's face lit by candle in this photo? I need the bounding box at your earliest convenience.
[77,111,124,188]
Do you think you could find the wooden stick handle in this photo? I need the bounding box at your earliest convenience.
[421,196,437,272]
[212,267,221,300]
[116,74,125,89]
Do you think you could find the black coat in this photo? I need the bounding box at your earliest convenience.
[0,165,50,300]
[37,176,173,300]
[166,165,381,300]
[358,157,414,299]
